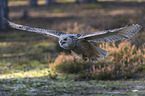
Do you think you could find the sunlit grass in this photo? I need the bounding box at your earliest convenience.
[8,0,145,7]
[56,0,75,3]
[0,68,50,79]
[8,0,75,7]
[52,9,63,13]
[8,1,45,6]
[34,42,55,48]
[0,42,12,48]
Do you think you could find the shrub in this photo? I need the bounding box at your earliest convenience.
[79,60,145,80]
[49,53,90,74]
[88,41,145,80]
[49,42,145,80]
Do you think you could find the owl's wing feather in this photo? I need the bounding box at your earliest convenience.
[78,24,142,43]
[4,18,65,38]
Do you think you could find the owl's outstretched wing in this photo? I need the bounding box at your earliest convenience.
[4,18,65,38]
[78,24,142,43]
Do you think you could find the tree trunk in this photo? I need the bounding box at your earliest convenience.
[29,0,38,6]
[76,0,97,3]
[0,0,8,30]
[45,0,55,5]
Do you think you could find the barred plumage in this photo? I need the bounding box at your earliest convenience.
[4,18,142,62]
[78,24,142,43]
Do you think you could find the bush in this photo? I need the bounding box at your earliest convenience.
[49,53,90,74]
[79,60,145,80]
[49,42,145,80]
[86,42,145,80]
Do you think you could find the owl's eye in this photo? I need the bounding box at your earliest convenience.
[64,38,67,41]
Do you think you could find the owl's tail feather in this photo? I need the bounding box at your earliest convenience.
[95,46,108,60]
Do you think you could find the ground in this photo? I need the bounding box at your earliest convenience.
[1,72,145,95]
[0,1,145,96]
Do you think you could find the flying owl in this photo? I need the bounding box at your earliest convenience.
[4,18,142,62]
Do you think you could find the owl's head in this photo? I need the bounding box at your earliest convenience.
[59,35,73,49]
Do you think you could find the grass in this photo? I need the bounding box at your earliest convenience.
[0,1,145,95]
[1,75,145,95]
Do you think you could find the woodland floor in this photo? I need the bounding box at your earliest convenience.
[0,1,145,96]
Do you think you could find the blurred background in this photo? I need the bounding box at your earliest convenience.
[0,0,145,95]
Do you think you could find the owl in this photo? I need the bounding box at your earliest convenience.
[4,18,142,62]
